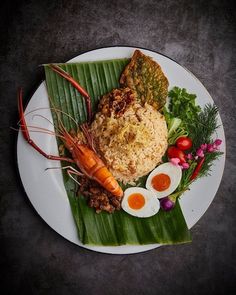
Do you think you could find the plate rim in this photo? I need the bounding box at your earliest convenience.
[16,45,226,254]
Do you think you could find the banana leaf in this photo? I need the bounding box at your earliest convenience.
[44,59,191,246]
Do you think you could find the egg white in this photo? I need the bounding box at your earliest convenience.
[121,187,160,218]
[146,162,182,198]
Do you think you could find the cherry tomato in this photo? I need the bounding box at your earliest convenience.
[176,137,193,151]
[167,146,186,163]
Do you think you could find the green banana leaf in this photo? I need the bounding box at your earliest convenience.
[44,59,191,246]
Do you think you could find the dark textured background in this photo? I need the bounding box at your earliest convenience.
[1,0,236,294]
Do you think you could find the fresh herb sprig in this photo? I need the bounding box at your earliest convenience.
[197,150,223,178]
[168,87,201,121]
[185,104,219,151]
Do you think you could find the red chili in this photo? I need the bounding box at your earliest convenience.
[190,157,205,181]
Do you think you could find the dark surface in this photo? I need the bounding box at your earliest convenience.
[1,0,236,294]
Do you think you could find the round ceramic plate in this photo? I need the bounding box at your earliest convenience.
[17,46,226,254]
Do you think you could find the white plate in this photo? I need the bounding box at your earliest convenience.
[17,46,226,254]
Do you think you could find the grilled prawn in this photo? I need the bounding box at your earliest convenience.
[18,66,123,200]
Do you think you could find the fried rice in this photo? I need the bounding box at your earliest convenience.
[90,88,168,184]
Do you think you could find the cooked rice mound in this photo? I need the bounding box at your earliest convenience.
[90,88,168,184]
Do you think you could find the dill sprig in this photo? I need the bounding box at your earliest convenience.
[198,150,223,178]
[184,104,220,152]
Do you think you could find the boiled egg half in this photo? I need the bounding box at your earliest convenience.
[146,162,182,198]
[121,187,160,218]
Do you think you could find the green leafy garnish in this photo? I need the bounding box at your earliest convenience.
[185,104,219,151]
[165,87,220,152]
[168,87,201,120]
[164,86,223,201]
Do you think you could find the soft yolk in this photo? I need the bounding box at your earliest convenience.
[151,173,171,192]
[128,193,145,210]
